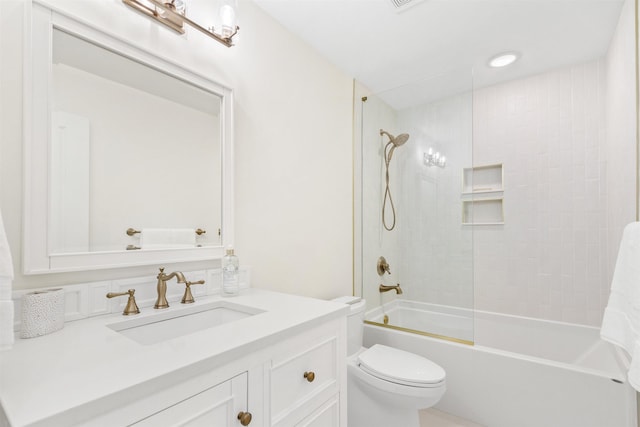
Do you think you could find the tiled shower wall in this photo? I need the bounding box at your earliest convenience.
[473,0,636,326]
[473,60,609,325]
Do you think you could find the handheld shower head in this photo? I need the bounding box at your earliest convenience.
[380,129,410,147]
[379,129,410,231]
[380,129,410,164]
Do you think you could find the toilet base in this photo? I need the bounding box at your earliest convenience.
[348,362,428,427]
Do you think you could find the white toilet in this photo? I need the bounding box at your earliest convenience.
[334,296,446,427]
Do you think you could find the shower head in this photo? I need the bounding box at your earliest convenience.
[380,129,410,163]
[380,129,410,147]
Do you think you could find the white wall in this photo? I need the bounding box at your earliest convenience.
[0,0,353,300]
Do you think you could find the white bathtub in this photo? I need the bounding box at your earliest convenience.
[365,301,636,427]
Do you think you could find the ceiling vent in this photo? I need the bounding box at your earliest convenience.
[389,0,426,13]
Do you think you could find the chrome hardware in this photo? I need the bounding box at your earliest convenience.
[237,411,252,426]
[377,256,391,276]
[106,289,140,315]
[181,280,205,304]
[304,371,315,383]
[379,283,403,294]
[154,267,186,309]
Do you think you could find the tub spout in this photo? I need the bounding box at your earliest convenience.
[379,284,403,294]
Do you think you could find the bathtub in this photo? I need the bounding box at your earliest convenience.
[364,300,636,427]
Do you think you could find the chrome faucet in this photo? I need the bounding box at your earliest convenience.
[154,267,186,309]
[379,283,403,295]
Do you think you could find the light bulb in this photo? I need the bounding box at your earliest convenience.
[489,52,519,68]
[220,4,236,38]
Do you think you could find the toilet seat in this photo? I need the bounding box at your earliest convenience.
[357,344,445,388]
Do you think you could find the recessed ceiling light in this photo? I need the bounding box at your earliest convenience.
[488,52,519,68]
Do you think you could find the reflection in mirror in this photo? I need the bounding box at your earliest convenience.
[50,29,222,254]
[25,3,233,273]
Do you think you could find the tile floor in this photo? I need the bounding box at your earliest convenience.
[419,409,485,427]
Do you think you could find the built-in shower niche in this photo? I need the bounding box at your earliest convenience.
[461,163,504,225]
[462,198,504,225]
[462,163,503,194]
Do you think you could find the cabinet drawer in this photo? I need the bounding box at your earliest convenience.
[271,336,338,422]
[132,372,248,427]
[295,395,340,427]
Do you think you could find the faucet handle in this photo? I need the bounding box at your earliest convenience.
[106,289,140,315]
[181,280,205,304]
[377,256,391,276]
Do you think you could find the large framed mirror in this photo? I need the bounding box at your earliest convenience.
[23,2,234,274]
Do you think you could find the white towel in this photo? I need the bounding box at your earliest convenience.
[601,222,640,390]
[0,300,15,351]
[140,228,196,249]
[0,208,14,280]
[0,209,14,351]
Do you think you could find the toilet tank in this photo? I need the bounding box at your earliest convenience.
[332,296,366,357]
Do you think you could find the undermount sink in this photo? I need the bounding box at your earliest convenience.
[107,300,264,345]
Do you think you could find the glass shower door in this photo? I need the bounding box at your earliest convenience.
[357,70,474,345]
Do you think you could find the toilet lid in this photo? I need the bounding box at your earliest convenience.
[358,344,446,387]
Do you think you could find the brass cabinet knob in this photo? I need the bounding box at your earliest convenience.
[304,371,315,382]
[237,411,252,426]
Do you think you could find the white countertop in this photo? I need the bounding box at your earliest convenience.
[0,289,348,427]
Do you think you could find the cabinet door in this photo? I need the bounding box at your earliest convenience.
[132,372,248,427]
[295,396,339,427]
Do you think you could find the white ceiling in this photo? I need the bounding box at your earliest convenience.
[252,0,625,109]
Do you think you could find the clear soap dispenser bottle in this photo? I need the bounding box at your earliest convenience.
[222,246,239,296]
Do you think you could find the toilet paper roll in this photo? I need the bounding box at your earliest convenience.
[20,288,65,339]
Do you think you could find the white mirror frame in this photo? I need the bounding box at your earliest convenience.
[23,2,234,274]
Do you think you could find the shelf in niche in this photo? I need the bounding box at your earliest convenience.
[462,198,504,225]
[462,163,503,194]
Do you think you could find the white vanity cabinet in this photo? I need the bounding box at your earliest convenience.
[123,318,346,427]
[0,291,348,427]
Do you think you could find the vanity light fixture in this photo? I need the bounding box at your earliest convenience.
[123,0,239,47]
[424,148,446,168]
[488,51,519,68]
